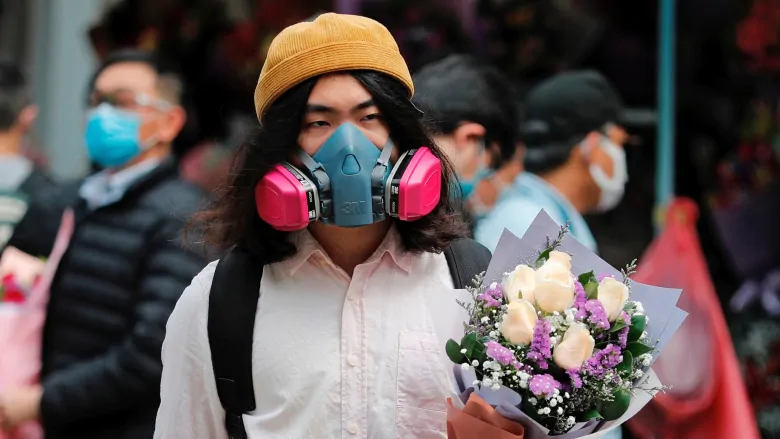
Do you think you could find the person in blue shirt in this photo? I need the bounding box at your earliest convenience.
[412,54,523,231]
[475,70,630,254]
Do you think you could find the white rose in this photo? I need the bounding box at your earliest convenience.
[502,264,537,303]
[553,323,595,370]
[533,257,575,313]
[547,250,572,271]
[597,277,630,322]
[500,299,538,345]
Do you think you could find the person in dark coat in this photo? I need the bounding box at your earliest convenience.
[0,60,56,248]
[0,50,210,439]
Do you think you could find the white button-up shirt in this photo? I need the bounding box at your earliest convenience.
[154,227,465,439]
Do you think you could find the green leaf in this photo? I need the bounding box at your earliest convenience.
[446,339,466,364]
[600,389,631,421]
[578,271,597,286]
[472,340,487,364]
[628,315,647,342]
[536,248,551,264]
[617,350,634,375]
[585,281,599,300]
[609,319,628,333]
[579,408,604,422]
[461,332,478,358]
[627,341,654,357]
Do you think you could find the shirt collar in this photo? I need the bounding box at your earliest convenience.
[514,173,598,252]
[79,158,162,210]
[281,224,412,276]
[105,158,162,190]
[515,173,580,220]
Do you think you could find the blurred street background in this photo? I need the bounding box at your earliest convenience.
[1,0,779,436]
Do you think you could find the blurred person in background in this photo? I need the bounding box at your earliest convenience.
[413,54,523,232]
[0,61,55,248]
[0,50,209,439]
[475,71,629,256]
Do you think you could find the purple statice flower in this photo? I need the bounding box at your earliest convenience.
[583,356,605,378]
[477,282,503,308]
[567,369,583,389]
[529,374,562,398]
[526,318,552,369]
[618,311,631,347]
[486,341,521,369]
[583,344,623,378]
[597,274,613,282]
[573,281,587,308]
[578,299,610,331]
[618,327,629,348]
[486,282,504,299]
[599,344,623,368]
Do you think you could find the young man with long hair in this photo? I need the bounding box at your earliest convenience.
[155,13,490,439]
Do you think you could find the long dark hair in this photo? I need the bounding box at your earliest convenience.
[195,70,468,264]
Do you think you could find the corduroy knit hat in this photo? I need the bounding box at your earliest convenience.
[254,13,414,122]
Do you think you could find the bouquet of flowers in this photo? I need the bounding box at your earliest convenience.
[0,250,44,307]
[445,211,688,438]
[0,210,73,439]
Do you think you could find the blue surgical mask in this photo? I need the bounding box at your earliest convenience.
[84,103,150,168]
[458,166,493,199]
[311,123,393,227]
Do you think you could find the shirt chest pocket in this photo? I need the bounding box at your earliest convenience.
[396,331,448,439]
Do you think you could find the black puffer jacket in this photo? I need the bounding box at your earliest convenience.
[8,159,211,439]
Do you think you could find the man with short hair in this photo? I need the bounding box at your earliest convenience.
[475,70,630,254]
[0,50,209,439]
[413,54,523,228]
[0,61,55,248]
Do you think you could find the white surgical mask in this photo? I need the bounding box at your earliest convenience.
[589,136,628,212]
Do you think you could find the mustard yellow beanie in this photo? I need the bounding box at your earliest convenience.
[254,13,414,122]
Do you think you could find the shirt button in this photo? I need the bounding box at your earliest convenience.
[347,354,359,367]
[347,421,359,435]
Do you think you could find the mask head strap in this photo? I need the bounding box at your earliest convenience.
[371,140,395,216]
[295,150,332,218]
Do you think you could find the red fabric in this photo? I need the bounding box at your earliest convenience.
[626,198,760,439]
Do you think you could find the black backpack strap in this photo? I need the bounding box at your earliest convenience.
[444,238,492,289]
[208,247,263,439]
